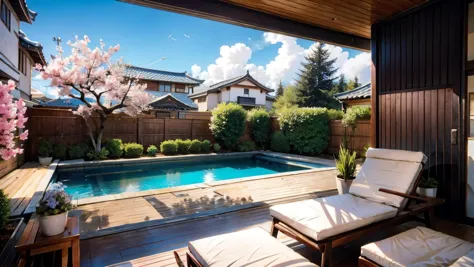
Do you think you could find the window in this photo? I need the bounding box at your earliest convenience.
[18,49,28,75]
[188,87,193,94]
[198,97,206,103]
[244,88,249,96]
[175,84,186,93]
[1,1,11,31]
[159,83,171,92]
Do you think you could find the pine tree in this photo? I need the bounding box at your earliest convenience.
[336,74,347,93]
[276,81,284,97]
[295,43,338,107]
[353,76,360,88]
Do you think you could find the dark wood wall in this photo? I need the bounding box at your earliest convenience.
[372,0,466,219]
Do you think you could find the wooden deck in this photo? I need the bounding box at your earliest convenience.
[75,169,338,238]
[0,161,58,216]
[80,198,474,267]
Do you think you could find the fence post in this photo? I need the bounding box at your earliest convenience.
[164,118,170,140]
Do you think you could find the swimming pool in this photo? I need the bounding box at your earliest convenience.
[55,154,330,200]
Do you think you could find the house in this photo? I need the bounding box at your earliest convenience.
[189,71,275,111]
[334,83,371,109]
[0,0,45,101]
[30,87,50,103]
[124,65,202,111]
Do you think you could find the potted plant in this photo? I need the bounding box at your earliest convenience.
[36,182,73,236]
[335,145,357,194]
[38,139,53,166]
[417,175,439,197]
[0,189,25,266]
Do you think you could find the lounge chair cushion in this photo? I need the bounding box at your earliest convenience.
[188,227,316,267]
[349,148,426,208]
[451,249,474,266]
[361,227,474,267]
[269,194,397,241]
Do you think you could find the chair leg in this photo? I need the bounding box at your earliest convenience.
[174,251,185,267]
[320,242,333,267]
[270,218,279,237]
[424,208,436,230]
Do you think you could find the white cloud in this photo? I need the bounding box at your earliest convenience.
[191,32,371,90]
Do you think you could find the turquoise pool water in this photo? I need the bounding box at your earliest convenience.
[55,155,328,200]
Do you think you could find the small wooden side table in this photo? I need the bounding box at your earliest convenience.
[15,216,80,267]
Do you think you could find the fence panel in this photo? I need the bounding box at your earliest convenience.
[328,120,371,154]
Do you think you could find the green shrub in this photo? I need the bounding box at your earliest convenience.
[335,145,357,180]
[86,148,109,160]
[53,143,67,160]
[38,139,53,157]
[160,140,177,155]
[247,108,271,149]
[104,138,123,159]
[270,131,290,153]
[147,145,158,156]
[328,109,344,120]
[342,106,371,130]
[188,140,202,154]
[68,143,89,159]
[279,107,329,155]
[175,139,190,154]
[213,143,221,152]
[123,143,143,158]
[0,190,10,229]
[237,141,257,152]
[201,140,211,153]
[210,103,247,149]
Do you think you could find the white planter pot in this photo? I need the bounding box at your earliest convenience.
[336,177,353,195]
[38,157,53,166]
[39,211,68,236]
[417,187,437,198]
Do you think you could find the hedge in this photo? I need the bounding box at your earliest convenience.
[123,143,143,158]
[210,103,247,149]
[279,107,329,155]
[160,140,178,155]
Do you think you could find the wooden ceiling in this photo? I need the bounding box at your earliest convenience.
[223,0,426,39]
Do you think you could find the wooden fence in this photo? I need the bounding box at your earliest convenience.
[26,108,214,161]
[25,108,370,161]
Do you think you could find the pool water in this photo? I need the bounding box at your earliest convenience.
[55,156,327,200]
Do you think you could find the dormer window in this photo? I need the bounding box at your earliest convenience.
[1,1,11,31]
[244,88,249,96]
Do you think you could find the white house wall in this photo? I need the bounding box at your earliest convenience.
[17,48,33,99]
[0,0,20,81]
[207,93,219,110]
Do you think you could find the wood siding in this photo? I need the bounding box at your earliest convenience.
[372,0,465,219]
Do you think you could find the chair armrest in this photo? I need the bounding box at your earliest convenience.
[379,188,428,202]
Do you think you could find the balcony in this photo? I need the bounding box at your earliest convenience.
[237,96,256,106]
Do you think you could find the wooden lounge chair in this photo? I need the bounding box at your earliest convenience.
[174,227,317,267]
[269,148,445,267]
[358,226,474,266]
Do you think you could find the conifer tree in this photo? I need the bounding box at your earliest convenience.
[336,74,347,93]
[276,81,284,97]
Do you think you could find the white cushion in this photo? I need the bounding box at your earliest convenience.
[361,227,474,267]
[188,227,316,267]
[451,249,474,267]
[349,148,426,208]
[269,194,397,241]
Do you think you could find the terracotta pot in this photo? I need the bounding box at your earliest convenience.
[336,177,353,195]
[38,157,53,166]
[417,187,437,198]
[39,211,68,236]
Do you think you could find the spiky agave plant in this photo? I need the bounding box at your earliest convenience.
[336,145,357,180]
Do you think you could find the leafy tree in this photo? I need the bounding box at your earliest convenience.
[273,85,301,114]
[354,76,360,88]
[276,81,284,97]
[210,103,247,149]
[346,76,361,91]
[295,43,338,108]
[247,108,271,149]
[336,74,347,93]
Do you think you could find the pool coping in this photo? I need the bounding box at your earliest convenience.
[57,151,336,206]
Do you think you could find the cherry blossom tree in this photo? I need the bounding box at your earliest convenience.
[0,80,28,160]
[36,36,151,153]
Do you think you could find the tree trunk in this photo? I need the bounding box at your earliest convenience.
[82,115,107,153]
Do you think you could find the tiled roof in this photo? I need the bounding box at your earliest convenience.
[125,66,204,85]
[40,98,95,109]
[190,71,273,97]
[9,0,37,23]
[146,91,197,109]
[334,83,371,101]
[19,30,46,65]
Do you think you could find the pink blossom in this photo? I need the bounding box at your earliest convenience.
[0,80,28,160]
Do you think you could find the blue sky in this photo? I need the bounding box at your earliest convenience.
[22,0,370,98]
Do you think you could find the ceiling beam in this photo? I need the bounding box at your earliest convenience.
[119,0,371,51]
